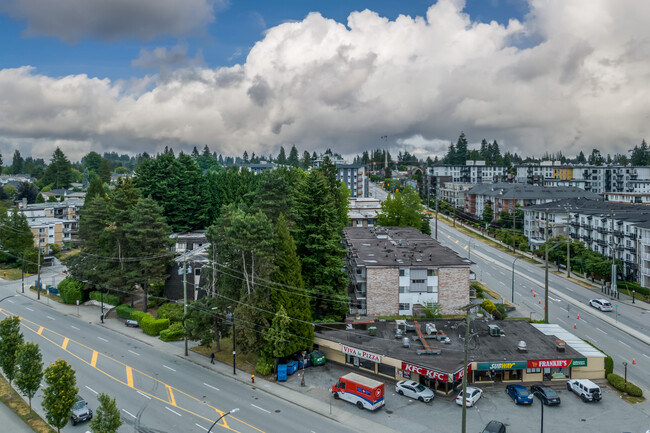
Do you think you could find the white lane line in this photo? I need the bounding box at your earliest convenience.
[643,354,650,360]
[251,404,270,413]
[203,383,220,391]
[85,386,98,395]
[556,318,566,325]
[7,299,13,303]
[71,325,80,330]
[565,287,574,292]
[137,391,151,400]
[97,337,108,342]
[195,423,208,431]
[47,316,55,320]
[163,364,176,372]
[25,307,34,312]
[122,409,137,418]
[618,340,631,348]
[128,350,140,356]
[165,407,182,416]
[595,328,607,334]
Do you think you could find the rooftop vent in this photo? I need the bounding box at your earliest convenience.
[402,337,410,348]
[488,324,505,337]
[517,340,527,353]
[555,339,566,352]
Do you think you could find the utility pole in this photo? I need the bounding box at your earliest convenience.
[566,210,571,278]
[610,212,617,297]
[232,312,236,375]
[512,210,516,253]
[183,256,188,356]
[21,252,25,293]
[460,304,472,433]
[37,241,42,300]
[544,209,549,323]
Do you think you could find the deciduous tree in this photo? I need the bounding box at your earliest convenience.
[0,316,24,386]
[42,359,78,433]
[15,342,43,410]
[90,393,123,433]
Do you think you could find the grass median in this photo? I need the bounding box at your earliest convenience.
[0,374,55,433]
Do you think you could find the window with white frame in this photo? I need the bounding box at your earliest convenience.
[398,303,410,311]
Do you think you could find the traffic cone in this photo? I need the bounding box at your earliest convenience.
[632,359,636,365]
[574,323,577,329]
[538,300,541,304]
[577,314,580,320]
[533,293,536,297]
[531,289,533,293]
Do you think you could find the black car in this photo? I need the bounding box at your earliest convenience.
[70,395,93,425]
[530,385,561,406]
[481,420,506,433]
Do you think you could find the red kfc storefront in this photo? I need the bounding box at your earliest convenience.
[400,361,471,394]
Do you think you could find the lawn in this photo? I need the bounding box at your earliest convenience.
[0,374,56,433]
[0,268,26,281]
[191,338,259,376]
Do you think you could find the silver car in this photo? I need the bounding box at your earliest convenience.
[589,298,613,312]
[395,380,434,402]
[70,395,93,425]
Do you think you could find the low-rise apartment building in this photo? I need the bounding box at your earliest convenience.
[344,226,471,317]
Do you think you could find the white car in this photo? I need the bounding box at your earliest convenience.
[395,380,434,403]
[589,298,613,312]
[456,386,483,407]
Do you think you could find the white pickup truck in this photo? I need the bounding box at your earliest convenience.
[566,379,602,402]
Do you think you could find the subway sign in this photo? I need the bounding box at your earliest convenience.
[476,361,527,371]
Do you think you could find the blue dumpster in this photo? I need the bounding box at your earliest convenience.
[286,360,299,375]
[277,364,287,382]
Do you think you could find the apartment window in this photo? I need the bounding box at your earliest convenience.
[399,269,405,276]
[399,303,410,311]
[411,279,426,284]
[399,286,408,293]
[427,269,437,277]
[39,228,45,233]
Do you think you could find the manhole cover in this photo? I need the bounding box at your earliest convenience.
[275,410,281,413]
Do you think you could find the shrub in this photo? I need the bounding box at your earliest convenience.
[607,373,643,397]
[495,304,507,320]
[139,314,170,336]
[604,356,613,376]
[471,282,485,299]
[89,291,121,307]
[255,353,274,376]
[58,277,83,304]
[159,322,185,342]
[131,311,147,325]
[157,303,184,323]
[480,300,496,314]
[116,304,135,320]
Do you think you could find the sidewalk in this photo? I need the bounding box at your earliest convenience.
[11,280,401,433]
[0,401,34,433]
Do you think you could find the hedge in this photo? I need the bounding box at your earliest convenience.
[157,303,184,323]
[89,291,121,307]
[159,322,185,342]
[58,277,83,304]
[617,281,650,298]
[604,356,613,376]
[607,373,643,397]
[139,314,170,336]
[116,304,135,320]
[131,311,147,324]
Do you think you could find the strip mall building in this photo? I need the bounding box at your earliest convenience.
[314,320,604,393]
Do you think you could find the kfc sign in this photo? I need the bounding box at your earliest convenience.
[341,344,381,363]
[401,362,450,382]
[527,359,571,369]
[453,364,472,382]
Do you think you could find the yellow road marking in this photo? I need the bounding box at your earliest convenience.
[0,309,262,432]
[166,385,176,406]
[126,366,133,388]
[91,351,98,367]
[61,337,69,350]
[216,408,231,429]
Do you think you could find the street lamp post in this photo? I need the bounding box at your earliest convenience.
[301,350,306,387]
[622,362,628,395]
[21,252,25,293]
[207,408,239,433]
[511,257,520,303]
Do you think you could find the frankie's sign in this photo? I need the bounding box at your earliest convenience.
[341,344,381,363]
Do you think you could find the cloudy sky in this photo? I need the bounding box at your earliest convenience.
[1,0,648,163]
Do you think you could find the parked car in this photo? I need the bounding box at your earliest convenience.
[530,385,561,405]
[481,420,506,433]
[455,386,482,407]
[567,379,602,402]
[308,350,326,366]
[506,384,534,405]
[589,298,613,312]
[70,395,92,426]
[125,319,139,327]
[395,380,434,403]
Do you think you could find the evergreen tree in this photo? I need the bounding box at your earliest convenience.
[123,197,173,312]
[455,132,468,164]
[82,168,90,189]
[15,181,39,204]
[443,142,456,164]
[11,150,24,174]
[42,147,73,189]
[250,170,294,224]
[263,305,295,357]
[629,139,649,166]
[0,316,24,386]
[83,151,102,174]
[276,146,287,164]
[98,158,111,185]
[287,145,300,167]
[576,151,587,163]
[0,208,34,259]
[242,151,249,163]
[293,171,348,320]
[15,342,43,410]
[300,151,312,169]
[479,139,489,162]
[482,203,494,224]
[86,174,105,202]
[42,359,78,433]
[90,393,123,433]
[268,215,313,353]
[588,149,604,166]
[35,193,45,203]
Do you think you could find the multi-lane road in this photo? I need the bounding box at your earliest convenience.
[432,216,650,396]
[0,272,361,433]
